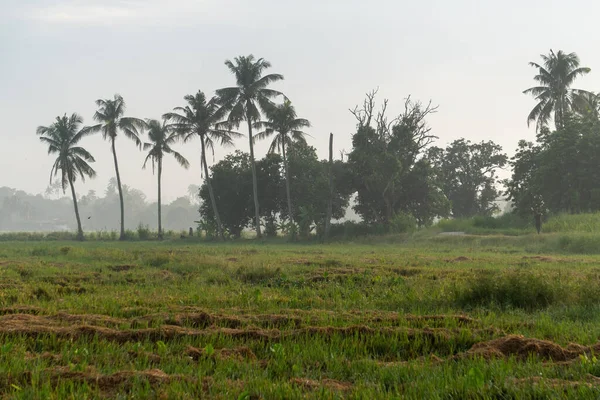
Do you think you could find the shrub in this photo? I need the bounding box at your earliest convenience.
[122,230,137,241]
[389,212,417,234]
[235,266,282,284]
[455,270,562,310]
[144,254,170,268]
[137,224,151,240]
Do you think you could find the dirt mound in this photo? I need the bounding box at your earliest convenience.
[404,314,479,326]
[291,378,353,392]
[186,346,256,361]
[0,313,464,344]
[0,310,302,330]
[45,367,191,392]
[460,335,600,362]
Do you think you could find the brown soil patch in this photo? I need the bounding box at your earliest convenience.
[186,346,256,362]
[0,314,464,343]
[0,311,302,330]
[459,335,600,362]
[108,265,136,272]
[291,378,353,392]
[226,257,238,262]
[24,351,63,363]
[377,354,444,367]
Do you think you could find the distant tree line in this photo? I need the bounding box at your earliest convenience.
[0,181,198,234]
[30,50,600,240]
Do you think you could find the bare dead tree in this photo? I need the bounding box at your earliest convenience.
[349,88,378,128]
[399,96,439,152]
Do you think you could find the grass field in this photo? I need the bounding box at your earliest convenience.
[2,233,600,398]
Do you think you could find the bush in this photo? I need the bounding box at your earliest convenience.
[137,224,151,240]
[329,221,386,239]
[554,233,600,254]
[122,230,137,241]
[437,213,531,235]
[389,212,417,234]
[144,254,170,268]
[455,270,562,310]
[544,213,600,233]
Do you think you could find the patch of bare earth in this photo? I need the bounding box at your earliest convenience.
[291,378,353,392]
[457,335,600,362]
[0,314,475,343]
[186,346,257,362]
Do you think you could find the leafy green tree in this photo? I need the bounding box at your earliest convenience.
[90,94,146,240]
[217,55,285,238]
[427,139,507,218]
[287,141,353,238]
[506,117,600,215]
[36,114,96,240]
[347,91,444,226]
[142,119,190,239]
[398,159,451,226]
[577,91,600,121]
[199,151,253,238]
[255,99,310,229]
[164,91,240,239]
[255,153,285,237]
[524,50,591,131]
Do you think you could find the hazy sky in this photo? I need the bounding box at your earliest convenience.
[2,0,600,202]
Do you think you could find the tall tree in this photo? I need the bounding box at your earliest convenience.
[427,139,507,218]
[217,55,285,238]
[524,50,591,131]
[142,119,190,239]
[506,117,600,216]
[164,91,240,239]
[348,90,442,225]
[91,94,146,240]
[37,114,96,240]
[254,100,310,229]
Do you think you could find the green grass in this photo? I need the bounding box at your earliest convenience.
[3,236,600,397]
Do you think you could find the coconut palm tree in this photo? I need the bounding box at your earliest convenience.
[91,94,146,240]
[216,55,285,238]
[142,119,190,239]
[164,91,241,239]
[254,100,310,229]
[524,50,592,131]
[37,114,96,240]
[576,91,600,121]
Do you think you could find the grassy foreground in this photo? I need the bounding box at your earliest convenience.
[2,236,600,398]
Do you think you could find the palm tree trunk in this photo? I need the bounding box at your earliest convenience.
[157,157,163,240]
[247,117,262,238]
[201,138,224,240]
[325,133,334,241]
[282,140,294,236]
[68,175,84,241]
[111,138,126,240]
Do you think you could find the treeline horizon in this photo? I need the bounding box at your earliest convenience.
[4,50,600,240]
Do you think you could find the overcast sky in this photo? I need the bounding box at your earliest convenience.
[2,0,600,202]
